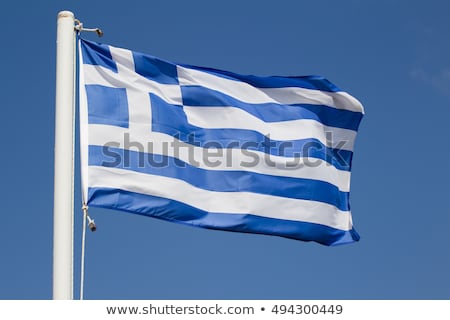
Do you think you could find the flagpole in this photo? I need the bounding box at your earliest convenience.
[53,10,76,300]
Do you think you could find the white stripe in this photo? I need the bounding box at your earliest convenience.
[177,66,364,113]
[184,106,356,151]
[89,166,353,231]
[107,46,135,70]
[87,124,351,192]
[265,88,365,114]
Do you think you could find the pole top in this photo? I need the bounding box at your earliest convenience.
[58,11,74,19]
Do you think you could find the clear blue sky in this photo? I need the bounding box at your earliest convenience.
[1,0,449,299]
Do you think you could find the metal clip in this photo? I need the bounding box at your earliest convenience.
[74,19,103,37]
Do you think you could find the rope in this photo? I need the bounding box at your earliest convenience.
[80,203,88,300]
[75,16,102,300]
[80,203,97,300]
[71,25,77,299]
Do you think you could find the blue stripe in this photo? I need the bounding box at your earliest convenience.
[181,86,363,131]
[180,64,342,92]
[150,94,353,171]
[80,38,117,72]
[132,51,179,85]
[89,145,350,210]
[87,187,360,246]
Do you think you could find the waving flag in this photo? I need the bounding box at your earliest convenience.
[78,38,364,246]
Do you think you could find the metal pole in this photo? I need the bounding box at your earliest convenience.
[53,10,75,300]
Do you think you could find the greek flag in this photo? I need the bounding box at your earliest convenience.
[78,38,364,246]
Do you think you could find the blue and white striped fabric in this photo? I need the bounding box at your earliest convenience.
[78,38,364,246]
